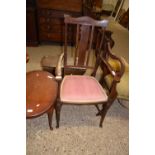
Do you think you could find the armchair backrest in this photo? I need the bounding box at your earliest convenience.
[63,15,108,75]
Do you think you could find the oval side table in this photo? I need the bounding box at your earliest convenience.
[26,70,58,130]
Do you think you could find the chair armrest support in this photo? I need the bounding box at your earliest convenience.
[99,42,126,99]
[55,52,64,81]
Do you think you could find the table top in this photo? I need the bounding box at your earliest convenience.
[26,71,58,118]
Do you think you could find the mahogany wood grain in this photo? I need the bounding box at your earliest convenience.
[26,71,58,129]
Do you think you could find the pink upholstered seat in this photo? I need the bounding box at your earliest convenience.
[60,75,108,104]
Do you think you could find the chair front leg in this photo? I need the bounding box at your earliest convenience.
[99,100,115,127]
[55,101,62,128]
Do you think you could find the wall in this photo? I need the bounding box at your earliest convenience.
[122,0,129,10]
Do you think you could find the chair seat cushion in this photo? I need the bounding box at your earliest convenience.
[60,75,108,104]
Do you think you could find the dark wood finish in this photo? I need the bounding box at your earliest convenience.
[83,0,102,8]
[26,53,29,63]
[26,71,58,130]
[83,0,103,19]
[119,9,129,29]
[55,16,125,128]
[93,0,102,7]
[63,16,108,72]
[26,0,38,46]
[95,29,115,57]
[40,29,115,75]
[36,0,83,43]
[37,0,82,12]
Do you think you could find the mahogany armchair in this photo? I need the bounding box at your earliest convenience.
[40,30,114,75]
[55,15,125,128]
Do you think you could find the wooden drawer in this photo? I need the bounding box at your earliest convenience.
[39,24,62,33]
[39,29,75,43]
[39,32,63,42]
[36,0,82,12]
[37,8,81,43]
[38,9,81,18]
[38,16,62,25]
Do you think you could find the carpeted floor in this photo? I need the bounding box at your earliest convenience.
[26,21,129,155]
[27,103,128,155]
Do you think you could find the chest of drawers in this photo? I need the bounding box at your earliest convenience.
[36,0,82,43]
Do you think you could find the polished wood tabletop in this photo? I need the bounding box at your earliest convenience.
[26,71,58,119]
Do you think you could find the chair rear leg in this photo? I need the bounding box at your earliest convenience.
[95,104,100,114]
[55,101,62,128]
[96,104,107,116]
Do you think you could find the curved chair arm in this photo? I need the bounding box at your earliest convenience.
[99,42,126,99]
[106,42,125,78]
[55,52,64,81]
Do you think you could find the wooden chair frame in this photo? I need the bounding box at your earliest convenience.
[55,15,125,128]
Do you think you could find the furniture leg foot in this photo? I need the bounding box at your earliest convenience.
[47,107,54,130]
[55,101,62,128]
[99,102,113,127]
[99,124,103,128]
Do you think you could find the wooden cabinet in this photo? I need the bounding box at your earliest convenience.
[37,9,81,42]
[26,0,38,46]
[36,0,83,43]
[26,0,83,45]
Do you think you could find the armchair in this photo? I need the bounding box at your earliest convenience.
[55,15,125,128]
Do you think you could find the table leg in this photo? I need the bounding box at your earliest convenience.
[47,106,54,130]
[55,101,62,128]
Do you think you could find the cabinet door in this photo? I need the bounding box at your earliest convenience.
[26,7,38,46]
